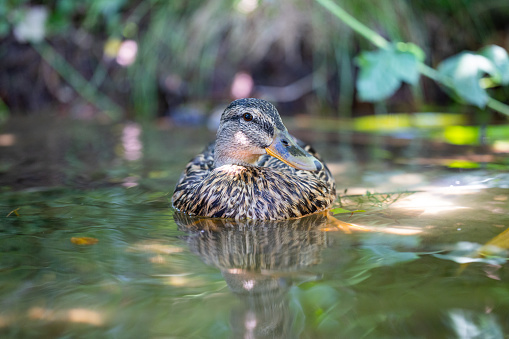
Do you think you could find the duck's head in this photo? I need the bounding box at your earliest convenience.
[214,98,322,171]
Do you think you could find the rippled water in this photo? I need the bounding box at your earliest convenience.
[1,117,508,338]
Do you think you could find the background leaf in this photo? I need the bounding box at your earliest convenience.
[356,46,420,102]
[437,52,497,108]
[479,45,509,85]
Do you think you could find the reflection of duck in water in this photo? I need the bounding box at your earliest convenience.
[174,213,331,338]
[175,213,331,272]
[172,98,336,220]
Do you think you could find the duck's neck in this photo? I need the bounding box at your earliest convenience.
[214,138,262,168]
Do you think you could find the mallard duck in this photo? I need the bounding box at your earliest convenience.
[172,98,336,220]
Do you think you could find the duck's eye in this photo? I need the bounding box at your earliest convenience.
[243,113,253,122]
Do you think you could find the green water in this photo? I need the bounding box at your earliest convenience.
[1,117,509,338]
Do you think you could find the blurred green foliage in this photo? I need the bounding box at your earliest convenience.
[356,43,423,102]
[318,0,509,117]
[1,0,509,119]
[438,45,509,108]
[0,0,128,36]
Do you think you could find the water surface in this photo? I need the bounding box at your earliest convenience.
[1,116,508,338]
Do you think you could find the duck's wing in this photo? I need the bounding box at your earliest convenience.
[172,143,215,204]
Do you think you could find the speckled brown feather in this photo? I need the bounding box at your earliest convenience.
[172,141,336,220]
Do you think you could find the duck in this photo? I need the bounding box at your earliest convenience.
[171,98,336,220]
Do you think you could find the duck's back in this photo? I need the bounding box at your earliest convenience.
[172,142,336,220]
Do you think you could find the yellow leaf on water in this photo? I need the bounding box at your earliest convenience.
[481,227,509,253]
[71,237,98,246]
[6,208,20,217]
[457,227,509,275]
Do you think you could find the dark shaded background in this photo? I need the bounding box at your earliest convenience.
[1,0,509,121]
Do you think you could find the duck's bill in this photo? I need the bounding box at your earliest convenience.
[265,130,323,171]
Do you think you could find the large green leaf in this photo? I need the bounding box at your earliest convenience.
[479,45,509,85]
[356,45,420,102]
[437,51,497,108]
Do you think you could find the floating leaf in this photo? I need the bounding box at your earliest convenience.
[438,52,497,108]
[482,227,509,251]
[6,208,20,217]
[71,237,99,245]
[330,207,366,216]
[331,207,352,214]
[432,241,507,265]
[356,45,420,102]
[479,45,509,85]
[433,253,506,265]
